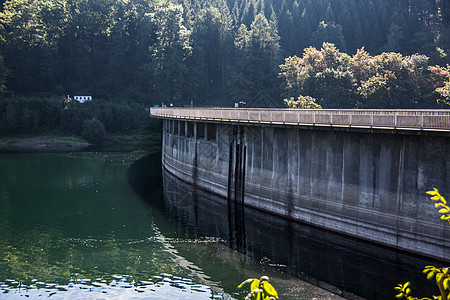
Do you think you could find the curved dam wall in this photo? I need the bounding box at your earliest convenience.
[161,118,450,261]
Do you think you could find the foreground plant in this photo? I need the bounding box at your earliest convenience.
[238,276,279,300]
[394,189,450,300]
[283,95,322,109]
[427,188,450,222]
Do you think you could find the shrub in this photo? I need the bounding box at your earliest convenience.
[394,189,450,300]
[81,118,106,144]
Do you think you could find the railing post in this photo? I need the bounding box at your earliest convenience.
[420,111,423,130]
[394,112,397,128]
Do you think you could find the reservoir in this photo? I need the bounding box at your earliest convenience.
[0,146,445,299]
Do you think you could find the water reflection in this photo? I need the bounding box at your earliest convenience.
[0,150,231,299]
[0,149,445,300]
[0,273,222,299]
[162,168,445,300]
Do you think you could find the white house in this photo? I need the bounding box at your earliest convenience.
[74,91,92,103]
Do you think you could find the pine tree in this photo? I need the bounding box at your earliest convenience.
[146,1,191,105]
[310,21,346,52]
[230,13,281,106]
[187,5,232,105]
[384,23,403,52]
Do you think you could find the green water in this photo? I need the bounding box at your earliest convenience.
[0,149,335,299]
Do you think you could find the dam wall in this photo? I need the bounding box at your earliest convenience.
[158,111,450,261]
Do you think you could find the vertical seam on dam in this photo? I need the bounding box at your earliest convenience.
[226,126,247,252]
[395,136,405,249]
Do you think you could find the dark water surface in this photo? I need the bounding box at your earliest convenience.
[161,167,448,300]
[0,147,344,300]
[0,147,447,299]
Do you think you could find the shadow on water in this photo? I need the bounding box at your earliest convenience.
[127,151,164,209]
[128,153,446,300]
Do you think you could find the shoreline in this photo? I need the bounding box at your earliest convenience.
[0,136,90,149]
[0,134,161,151]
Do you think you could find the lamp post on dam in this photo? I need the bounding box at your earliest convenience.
[151,107,450,262]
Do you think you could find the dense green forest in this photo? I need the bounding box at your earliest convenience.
[0,0,449,135]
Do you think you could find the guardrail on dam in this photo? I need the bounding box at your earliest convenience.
[151,107,450,261]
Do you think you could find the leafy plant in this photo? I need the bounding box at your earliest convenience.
[81,118,106,144]
[284,95,322,109]
[238,276,279,300]
[427,188,450,222]
[394,189,450,300]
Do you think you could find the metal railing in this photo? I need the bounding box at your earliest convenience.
[150,107,450,132]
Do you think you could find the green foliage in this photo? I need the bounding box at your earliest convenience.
[146,1,191,104]
[238,276,279,300]
[183,3,233,106]
[279,43,354,108]
[310,21,346,52]
[0,0,449,107]
[81,118,106,144]
[395,189,450,300]
[284,95,322,109]
[279,42,449,108]
[0,52,7,90]
[0,96,149,137]
[436,76,450,106]
[395,267,450,300]
[230,13,281,107]
[426,189,450,223]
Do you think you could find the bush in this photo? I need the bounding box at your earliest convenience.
[81,118,106,144]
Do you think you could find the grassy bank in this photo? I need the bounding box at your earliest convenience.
[0,136,89,148]
[0,132,161,150]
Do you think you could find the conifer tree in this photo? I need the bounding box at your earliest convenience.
[187,5,232,104]
[230,13,281,106]
[310,21,346,52]
[146,1,191,105]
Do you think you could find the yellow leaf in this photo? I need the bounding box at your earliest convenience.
[427,189,439,195]
[439,208,449,213]
[405,287,411,296]
[238,278,256,289]
[443,278,450,290]
[255,291,262,300]
[262,282,279,299]
[431,196,441,201]
[250,279,260,292]
[395,293,403,298]
[427,271,435,280]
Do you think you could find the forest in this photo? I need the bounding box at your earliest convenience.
[0,0,449,135]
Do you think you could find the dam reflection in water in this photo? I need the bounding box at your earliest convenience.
[162,169,442,300]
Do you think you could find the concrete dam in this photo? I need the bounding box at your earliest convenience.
[151,108,450,261]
